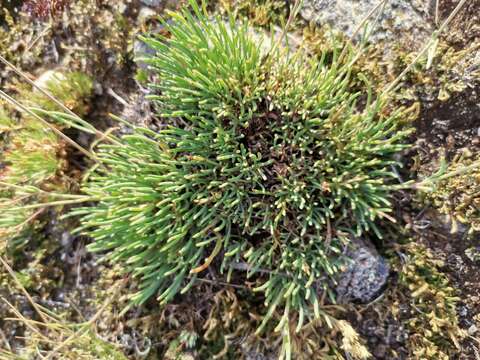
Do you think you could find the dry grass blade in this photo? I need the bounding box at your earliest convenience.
[0,181,87,199]
[43,280,126,360]
[0,274,126,359]
[0,298,51,342]
[0,256,50,324]
[271,0,303,53]
[0,328,11,351]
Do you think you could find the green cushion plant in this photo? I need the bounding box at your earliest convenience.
[71,2,412,356]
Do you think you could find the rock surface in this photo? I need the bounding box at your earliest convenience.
[300,0,433,47]
[133,37,158,70]
[336,238,390,303]
[140,0,162,7]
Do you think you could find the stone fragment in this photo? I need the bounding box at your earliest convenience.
[300,0,433,48]
[140,0,162,7]
[336,238,390,303]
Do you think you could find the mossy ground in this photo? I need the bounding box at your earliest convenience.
[0,0,479,359]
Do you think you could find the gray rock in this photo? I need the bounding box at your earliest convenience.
[468,324,478,336]
[336,238,390,303]
[138,6,157,24]
[119,93,154,131]
[133,38,157,70]
[140,0,162,7]
[300,0,433,47]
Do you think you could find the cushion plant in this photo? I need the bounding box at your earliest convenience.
[71,1,412,356]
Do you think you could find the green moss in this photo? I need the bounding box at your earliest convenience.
[0,71,93,252]
[16,71,93,117]
[2,138,61,185]
[0,109,61,248]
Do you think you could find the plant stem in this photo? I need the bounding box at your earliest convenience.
[8,197,96,211]
[0,181,86,199]
[0,257,50,324]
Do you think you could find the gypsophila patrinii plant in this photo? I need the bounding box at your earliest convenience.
[72,1,412,357]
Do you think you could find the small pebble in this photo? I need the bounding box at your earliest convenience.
[373,344,387,358]
[468,324,478,335]
[138,6,156,23]
[141,0,162,7]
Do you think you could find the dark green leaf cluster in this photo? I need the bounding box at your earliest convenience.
[76,1,412,336]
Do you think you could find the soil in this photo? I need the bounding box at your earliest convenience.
[412,2,480,354]
[416,85,480,157]
[422,216,480,359]
[439,0,480,48]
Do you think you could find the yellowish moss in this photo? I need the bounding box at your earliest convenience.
[391,39,479,103]
[301,23,345,55]
[427,151,480,234]
[0,315,128,360]
[217,0,288,27]
[398,243,466,359]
